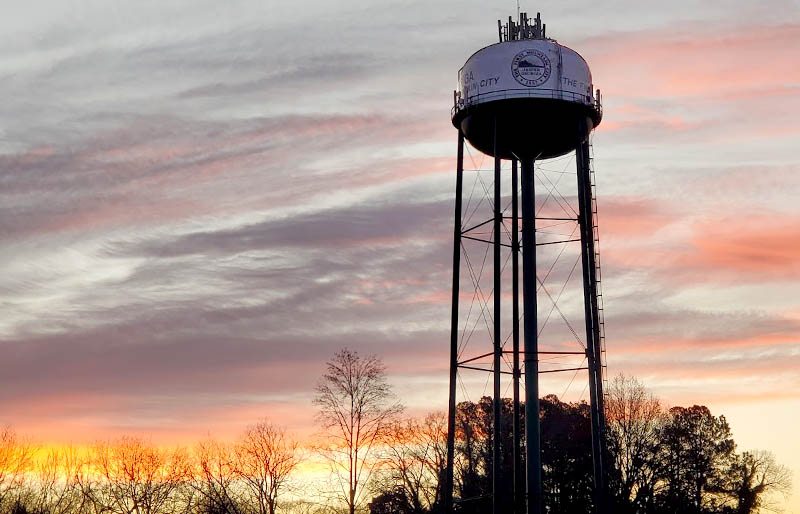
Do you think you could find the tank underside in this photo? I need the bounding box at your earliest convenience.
[452,98,600,160]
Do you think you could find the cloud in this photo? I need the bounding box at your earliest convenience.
[601,212,800,285]
[678,214,800,280]
[581,22,800,154]
[597,196,675,238]
[584,23,800,99]
[177,52,376,99]
[0,111,449,246]
[122,197,449,258]
[0,179,461,435]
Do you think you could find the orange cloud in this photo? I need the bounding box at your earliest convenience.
[678,214,800,280]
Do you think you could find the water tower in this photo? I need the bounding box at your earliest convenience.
[444,13,607,514]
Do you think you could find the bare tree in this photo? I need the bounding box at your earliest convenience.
[313,348,402,514]
[379,412,448,512]
[233,420,301,514]
[27,446,83,514]
[604,374,665,512]
[418,412,448,509]
[82,436,193,514]
[0,427,33,512]
[723,450,792,514]
[192,438,245,514]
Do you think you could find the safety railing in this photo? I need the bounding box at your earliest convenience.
[452,87,602,120]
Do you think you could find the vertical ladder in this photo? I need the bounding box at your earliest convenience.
[588,140,608,395]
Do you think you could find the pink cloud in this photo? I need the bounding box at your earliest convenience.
[677,214,800,280]
[585,23,800,98]
[598,196,674,238]
[612,332,799,355]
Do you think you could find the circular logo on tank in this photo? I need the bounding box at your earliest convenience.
[511,49,551,87]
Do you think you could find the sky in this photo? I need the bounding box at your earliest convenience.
[1,0,799,509]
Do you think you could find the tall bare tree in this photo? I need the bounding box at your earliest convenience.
[234,420,301,514]
[314,348,402,514]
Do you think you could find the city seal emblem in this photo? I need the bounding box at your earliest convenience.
[511,49,551,87]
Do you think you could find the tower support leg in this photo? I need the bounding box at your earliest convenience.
[521,158,541,514]
[576,125,607,513]
[445,131,464,513]
[492,122,503,514]
[511,158,521,514]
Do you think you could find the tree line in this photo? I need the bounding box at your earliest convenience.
[0,349,791,513]
[0,421,301,514]
[429,375,791,514]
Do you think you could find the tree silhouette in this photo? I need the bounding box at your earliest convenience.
[368,488,414,514]
[540,394,594,513]
[605,374,664,513]
[234,420,300,514]
[0,374,792,514]
[0,427,33,512]
[377,412,448,513]
[722,450,792,514]
[28,446,83,514]
[453,399,487,509]
[81,436,192,514]
[314,348,402,514]
[192,438,245,514]
[656,405,735,513]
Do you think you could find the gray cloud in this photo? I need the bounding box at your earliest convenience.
[122,198,449,257]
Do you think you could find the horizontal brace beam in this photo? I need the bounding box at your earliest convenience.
[462,236,579,248]
[461,216,578,235]
[462,351,585,364]
[457,365,589,375]
[503,216,578,221]
[502,350,586,355]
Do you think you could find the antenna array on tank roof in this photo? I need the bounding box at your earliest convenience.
[498,11,547,43]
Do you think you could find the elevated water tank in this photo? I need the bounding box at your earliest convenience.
[451,13,602,160]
